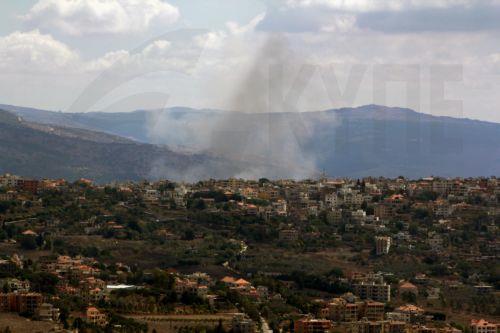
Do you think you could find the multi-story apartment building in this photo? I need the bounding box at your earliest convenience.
[36,303,60,321]
[0,292,42,313]
[0,278,30,292]
[344,303,360,322]
[470,319,498,333]
[375,236,391,255]
[330,208,344,221]
[353,282,391,303]
[351,210,367,224]
[17,179,39,194]
[295,318,332,333]
[434,200,451,217]
[174,277,199,295]
[272,199,287,216]
[432,179,450,194]
[344,192,364,207]
[363,301,385,321]
[85,307,108,326]
[279,228,299,242]
[392,304,425,323]
[0,174,21,188]
[322,298,385,323]
[325,298,348,321]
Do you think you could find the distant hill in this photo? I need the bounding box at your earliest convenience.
[2,104,500,179]
[0,104,221,144]
[0,109,240,183]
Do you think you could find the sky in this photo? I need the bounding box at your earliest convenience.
[0,0,500,122]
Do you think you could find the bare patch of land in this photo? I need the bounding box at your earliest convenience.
[126,313,236,333]
[0,313,57,333]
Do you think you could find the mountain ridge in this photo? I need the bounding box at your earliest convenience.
[1,104,499,179]
[0,109,244,183]
[2,103,498,125]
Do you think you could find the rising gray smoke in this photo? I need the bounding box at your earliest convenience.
[209,36,319,179]
[147,34,329,180]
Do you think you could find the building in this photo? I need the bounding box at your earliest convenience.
[0,174,21,188]
[432,179,450,194]
[85,307,108,326]
[375,236,391,255]
[295,318,332,333]
[331,320,394,333]
[0,191,16,201]
[363,301,385,321]
[279,228,299,242]
[351,210,367,224]
[387,321,407,333]
[324,298,348,321]
[398,281,418,297]
[470,320,498,333]
[0,292,42,313]
[322,299,385,323]
[256,286,269,299]
[232,314,256,333]
[36,303,60,321]
[327,209,343,224]
[428,236,444,252]
[17,179,39,194]
[474,284,494,295]
[325,193,341,208]
[0,259,18,276]
[174,277,198,295]
[344,303,360,322]
[221,276,252,291]
[272,200,287,216]
[0,278,30,292]
[353,282,391,303]
[393,304,425,323]
[81,286,106,304]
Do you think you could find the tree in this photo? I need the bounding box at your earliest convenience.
[59,306,70,329]
[0,201,12,214]
[20,236,37,250]
[214,319,225,333]
[181,292,203,305]
[35,234,44,247]
[409,224,418,235]
[328,267,344,278]
[152,269,174,290]
[194,199,206,210]
[430,264,449,277]
[416,191,438,202]
[127,220,142,233]
[413,208,430,220]
[27,272,59,294]
[401,291,417,303]
[183,229,195,241]
[72,318,83,329]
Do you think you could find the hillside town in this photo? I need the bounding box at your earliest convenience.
[0,173,498,333]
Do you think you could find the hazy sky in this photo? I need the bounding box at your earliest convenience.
[1,0,500,122]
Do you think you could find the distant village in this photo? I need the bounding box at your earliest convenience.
[0,173,498,333]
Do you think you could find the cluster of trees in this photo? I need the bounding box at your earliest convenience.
[71,314,148,333]
[0,200,18,214]
[282,270,349,294]
[177,321,226,333]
